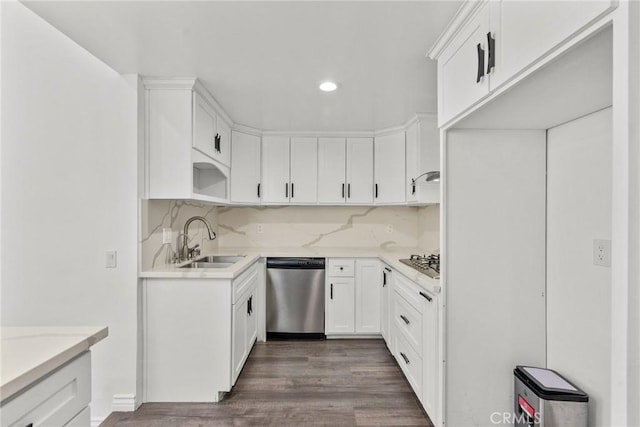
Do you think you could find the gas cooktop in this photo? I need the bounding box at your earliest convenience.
[399,254,440,279]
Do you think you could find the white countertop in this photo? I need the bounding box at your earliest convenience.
[141,247,441,294]
[1,326,108,402]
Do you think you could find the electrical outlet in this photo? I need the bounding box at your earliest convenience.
[105,250,117,268]
[593,239,611,267]
[256,224,264,234]
[162,228,172,244]
[386,224,393,234]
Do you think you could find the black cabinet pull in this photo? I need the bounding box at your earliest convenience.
[342,183,345,198]
[412,183,416,195]
[285,183,288,198]
[25,424,33,427]
[384,267,392,273]
[330,283,333,299]
[291,183,294,198]
[257,183,261,198]
[419,291,433,302]
[400,315,410,325]
[476,43,485,83]
[383,271,387,286]
[487,32,495,74]
[348,184,351,198]
[375,184,378,198]
[400,352,410,364]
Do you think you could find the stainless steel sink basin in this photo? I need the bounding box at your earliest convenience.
[195,255,245,264]
[180,261,234,269]
[178,255,245,269]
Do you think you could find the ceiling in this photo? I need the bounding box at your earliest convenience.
[23,1,461,132]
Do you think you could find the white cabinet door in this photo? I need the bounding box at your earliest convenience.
[231,131,261,203]
[355,259,381,333]
[326,278,355,334]
[232,295,248,384]
[217,118,231,167]
[346,138,374,204]
[438,2,490,125]
[374,132,406,204]
[193,93,217,159]
[489,0,616,89]
[290,137,318,204]
[381,266,392,345]
[318,138,347,204]
[421,291,439,422]
[247,291,258,349]
[406,116,440,204]
[261,136,290,203]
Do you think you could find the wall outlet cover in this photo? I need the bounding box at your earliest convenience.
[593,239,611,267]
[162,228,172,244]
[386,224,394,234]
[256,224,264,234]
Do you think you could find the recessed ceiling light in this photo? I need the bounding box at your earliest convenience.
[319,81,338,92]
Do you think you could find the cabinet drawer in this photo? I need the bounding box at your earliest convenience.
[393,271,424,312]
[327,258,355,277]
[393,292,422,355]
[233,263,258,304]
[2,352,91,427]
[395,330,422,397]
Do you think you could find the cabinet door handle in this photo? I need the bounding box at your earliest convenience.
[257,183,261,198]
[330,283,333,299]
[375,183,378,198]
[348,183,351,198]
[419,291,433,302]
[476,43,485,83]
[342,183,345,198]
[384,267,392,273]
[487,32,495,74]
[285,183,288,198]
[400,352,410,365]
[412,183,416,195]
[291,183,294,198]
[400,315,410,325]
[383,271,387,286]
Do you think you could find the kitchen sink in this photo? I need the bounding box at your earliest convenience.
[178,255,245,269]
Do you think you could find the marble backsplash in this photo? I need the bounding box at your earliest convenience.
[140,200,219,270]
[141,201,440,270]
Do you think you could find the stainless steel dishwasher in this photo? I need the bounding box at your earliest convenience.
[266,258,325,339]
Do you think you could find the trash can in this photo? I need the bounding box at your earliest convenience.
[514,366,588,427]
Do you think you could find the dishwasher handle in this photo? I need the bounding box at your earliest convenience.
[266,257,325,269]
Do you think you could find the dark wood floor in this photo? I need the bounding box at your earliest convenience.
[102,339,432,426]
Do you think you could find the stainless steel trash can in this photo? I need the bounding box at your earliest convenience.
[514,366,588,427]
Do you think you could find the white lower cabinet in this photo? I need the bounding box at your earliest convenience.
[383,266,440,426]
[380,265,393,346]
[1,352,91,427]
[325,258,381,335]
[144,263,260,402]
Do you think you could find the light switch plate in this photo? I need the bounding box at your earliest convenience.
[593,239,611,267]
[105,250,117,268]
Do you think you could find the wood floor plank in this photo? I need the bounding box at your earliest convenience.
[101,339,433,427]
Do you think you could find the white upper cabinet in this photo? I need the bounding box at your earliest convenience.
[261,136,318,204]
[436,2,491,126]
[230,131,261,204]
[374,132,406,204]
[489,0,616,89]
[261,136,290,204]
[430,0,616,126]
[289,137,318,204]
[144,78,229,203]
[216,119,232,167]
[318,138,347,204]
[346,138,374,204]
[406,115,440,204]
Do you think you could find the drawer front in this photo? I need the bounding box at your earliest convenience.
[393,292,422,355]
[64,406,90,427]
[327,258,355,277]
[393,271,423,311]
[394,329,422,397]
[233,263,259,304]
[2,352,91,427]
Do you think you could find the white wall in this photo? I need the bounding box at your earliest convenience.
[1,2,138,423]
[546,108,612,426]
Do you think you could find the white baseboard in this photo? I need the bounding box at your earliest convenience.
[91,417,105,427]
[112,393,137,412]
